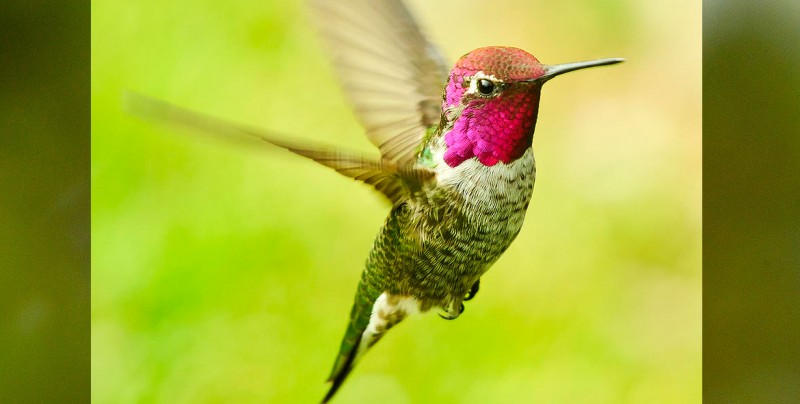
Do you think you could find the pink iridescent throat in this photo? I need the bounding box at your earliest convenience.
[443,86,540,167]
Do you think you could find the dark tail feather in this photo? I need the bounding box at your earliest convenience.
[321,334,362,403]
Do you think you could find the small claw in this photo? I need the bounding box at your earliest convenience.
[438,303,465,320]
[464,279,480,301]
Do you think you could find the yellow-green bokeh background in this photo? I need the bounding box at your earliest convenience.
[92,0,701,402]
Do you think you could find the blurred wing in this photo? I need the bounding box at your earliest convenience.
[309,0,450,165]
[123,92,433,205]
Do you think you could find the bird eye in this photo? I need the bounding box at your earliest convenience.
[476,79,496,96]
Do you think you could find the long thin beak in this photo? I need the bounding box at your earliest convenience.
[535,57,625,82]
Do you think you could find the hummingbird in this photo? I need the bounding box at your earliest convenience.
[126,0,623,402]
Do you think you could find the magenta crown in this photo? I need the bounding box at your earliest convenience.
[443,47,546,168]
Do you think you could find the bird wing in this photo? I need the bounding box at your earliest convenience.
[124,92,434,206]
[309,0,450,166]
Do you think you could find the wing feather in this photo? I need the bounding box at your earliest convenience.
[123,92,434,205]
[309,0,449,165]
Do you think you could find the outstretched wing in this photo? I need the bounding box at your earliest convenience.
[124,92,433,206]
[309,0,450,166]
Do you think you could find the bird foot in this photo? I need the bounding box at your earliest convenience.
[438,303,465,320]
[464,279,480,301]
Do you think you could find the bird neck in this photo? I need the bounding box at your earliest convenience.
[440,88,541,168]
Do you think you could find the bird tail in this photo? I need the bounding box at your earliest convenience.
[322,332,363,403]
[322,282,384,403]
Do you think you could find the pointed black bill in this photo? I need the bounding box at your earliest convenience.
[537,57,625,82]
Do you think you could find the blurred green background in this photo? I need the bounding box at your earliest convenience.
[92,0,700,402]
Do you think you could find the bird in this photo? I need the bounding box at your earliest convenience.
[125,0,623,402]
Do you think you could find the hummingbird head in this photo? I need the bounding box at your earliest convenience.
[440,46,622,167]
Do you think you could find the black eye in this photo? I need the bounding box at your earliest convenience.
[476,79,496,96]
